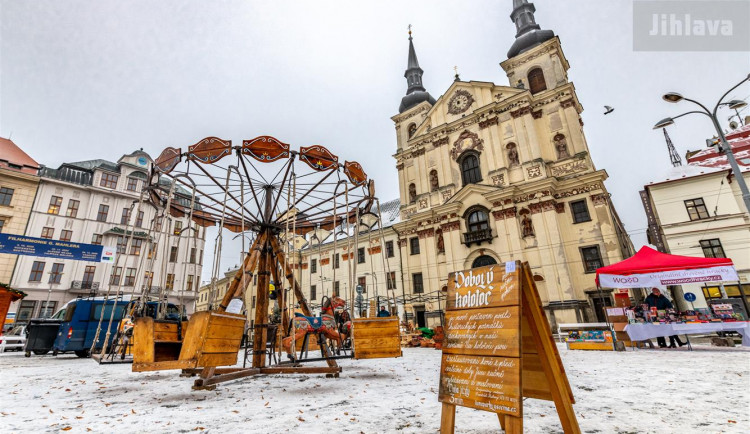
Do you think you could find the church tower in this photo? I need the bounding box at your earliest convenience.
[391,2,633,328]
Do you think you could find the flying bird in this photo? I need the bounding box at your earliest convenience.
[604,105,614,115]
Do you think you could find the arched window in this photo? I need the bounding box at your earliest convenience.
[408,123,417,139]
[460,153,481,185]
[528,68,547,94]
[472,255,497,268]
[466,208,489,232]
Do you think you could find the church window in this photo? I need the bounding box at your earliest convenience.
[472,255,497,268]
[466,207,489,233]
[528,68,547,94]
[460,152,481,186]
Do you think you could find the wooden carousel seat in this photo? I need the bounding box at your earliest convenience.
[351,317,402,360]
[132,311,246,372]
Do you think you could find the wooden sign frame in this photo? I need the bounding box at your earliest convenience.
[439,261,580,434]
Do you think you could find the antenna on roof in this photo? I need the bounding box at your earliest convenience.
[662,128,682,167]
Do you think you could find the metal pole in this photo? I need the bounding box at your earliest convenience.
[710,114,750,214]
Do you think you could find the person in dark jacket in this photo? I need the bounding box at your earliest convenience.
[376,306,390,317]
[645,288,685,348]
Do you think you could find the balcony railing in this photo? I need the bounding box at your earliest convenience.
[463,228,492,246]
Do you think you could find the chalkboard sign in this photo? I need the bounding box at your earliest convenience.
[438,261,581,434]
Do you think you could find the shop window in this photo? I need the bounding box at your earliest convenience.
[528,67,547,94]
[684,198,709,220]
[39,301,57,318]
[700,239,725,258]
[570,199,591,223]
[17,300,36,322]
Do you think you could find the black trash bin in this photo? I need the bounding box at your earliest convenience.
[24,318,62,357]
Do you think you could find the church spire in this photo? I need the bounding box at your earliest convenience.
[507,0,555,58]
[399,26,436,113]
[405,26,425,94]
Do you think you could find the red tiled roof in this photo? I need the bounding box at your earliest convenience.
[0,137,40,175]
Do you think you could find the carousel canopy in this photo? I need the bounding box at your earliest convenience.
[596,246,738,288]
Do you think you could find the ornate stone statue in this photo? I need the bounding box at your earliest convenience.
[507,144,520,166]
[436,230,445,253]
[554,134,569,159]
[430,170,439,192]
[409,183,417,203]
[521,214,534,238]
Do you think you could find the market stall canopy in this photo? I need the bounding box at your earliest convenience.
[596,246,738,288]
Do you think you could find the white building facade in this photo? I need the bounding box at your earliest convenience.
[10,150,206,320]
[643,124,750,314]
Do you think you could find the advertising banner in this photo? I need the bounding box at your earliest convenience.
[0,233,116,263]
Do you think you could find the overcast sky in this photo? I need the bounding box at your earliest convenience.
[2,1,748,281]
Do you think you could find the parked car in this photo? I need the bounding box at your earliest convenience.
[1,324,27,352]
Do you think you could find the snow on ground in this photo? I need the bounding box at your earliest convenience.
[1,344,749,433]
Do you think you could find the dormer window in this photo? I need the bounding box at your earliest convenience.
[100,172,119,189]
[528,68,547,94]
[126,177,139,191]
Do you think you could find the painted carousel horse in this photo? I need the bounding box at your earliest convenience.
[281,296,347,358]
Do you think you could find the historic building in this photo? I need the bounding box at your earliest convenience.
[9,150,206,320]
[391,1,633,327]
[642,123,750,314]
[0,138,41,287]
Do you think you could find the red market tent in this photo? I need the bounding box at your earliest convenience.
[596,246,738,288]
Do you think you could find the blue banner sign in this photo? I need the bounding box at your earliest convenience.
[0,233,116,263]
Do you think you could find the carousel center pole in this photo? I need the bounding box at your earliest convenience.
[252,185,276,369]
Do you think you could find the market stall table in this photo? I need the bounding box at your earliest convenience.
[625,322,750,347]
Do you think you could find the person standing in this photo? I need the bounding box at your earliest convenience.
[644,288,686,348]
[377,306,390,317]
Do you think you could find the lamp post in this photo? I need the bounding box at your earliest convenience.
[653,73,750,214]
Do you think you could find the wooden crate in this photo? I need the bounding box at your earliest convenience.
[352,317,402,359]
[132,311,245,372]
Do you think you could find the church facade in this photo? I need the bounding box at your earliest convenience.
[392,1,633,328]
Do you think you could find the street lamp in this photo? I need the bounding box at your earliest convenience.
[654,73,750,214]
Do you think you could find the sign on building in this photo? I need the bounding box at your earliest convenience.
[0,233,116,263]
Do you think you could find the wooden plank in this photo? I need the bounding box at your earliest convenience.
[351,327,400,338]
[153,331,181,342]
[504,415,523,434]
[438,353,521,417]
[178,311,210,361]
[259,366,341,375]
[153,321,180,332]
[132,317,155,366]
[440,403,456,434]
[205,323,246,340]
[442,306,520,357]
[252,238,270,368]
[567,342,614,351]
[446,264,520,310]
[353,336,400,350]
[201,337,243,353]
[521,263,580,434]
[132,358,197,372]
[353,348,402,359]
[207,312,246,328]
[522,353,554,401]
[194,368,261,387]
[197,352,238,367]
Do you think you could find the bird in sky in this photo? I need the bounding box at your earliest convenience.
[604,105,614,115]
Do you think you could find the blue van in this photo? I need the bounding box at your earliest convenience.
[51,298,181,357]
